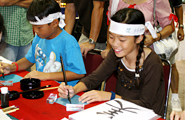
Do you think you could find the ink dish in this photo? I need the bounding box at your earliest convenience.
[20,78,44,99]
[9,91,20,100]
[22,91,44,99]
[20,78,41,90]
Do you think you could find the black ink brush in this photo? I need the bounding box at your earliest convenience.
[60,53,71,104]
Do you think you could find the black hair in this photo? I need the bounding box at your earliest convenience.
[111,8,145,87]
[27,0,61,22]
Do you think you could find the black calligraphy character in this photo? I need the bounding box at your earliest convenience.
[96,100,139,119]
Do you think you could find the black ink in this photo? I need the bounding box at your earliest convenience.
[96,100,139,119]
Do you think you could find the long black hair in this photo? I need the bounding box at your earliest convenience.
[27,0,61,22]
[111,8,145,87]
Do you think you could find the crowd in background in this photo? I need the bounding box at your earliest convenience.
[0,0,185,119]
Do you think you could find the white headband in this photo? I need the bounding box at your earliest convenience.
[29,12,65,28]
[109,20,145,36]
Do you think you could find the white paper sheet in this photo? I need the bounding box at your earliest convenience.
[0,109,12,120]
[0,56,12,64]
[69,98,160,120]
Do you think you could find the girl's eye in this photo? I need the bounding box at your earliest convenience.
[109,36,114,39]
[109,34,114,39]
[120,39,125,42]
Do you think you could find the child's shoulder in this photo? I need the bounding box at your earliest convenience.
[144,48,162,66]
[60,29,77,41]
[55,29,78,47]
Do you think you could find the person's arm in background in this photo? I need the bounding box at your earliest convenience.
[80,1,105,57]
[145,0,174,46]
[101,41,111,59]
[0,0,33,8]
[174,5,184,41]
[64,3,76,34]
[170,110,185,120]
[101,24,111,59]
[145,22,174,46]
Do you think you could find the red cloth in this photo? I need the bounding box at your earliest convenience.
[128,4,136,8]
[169,13,178,28]
[0,71,164,120]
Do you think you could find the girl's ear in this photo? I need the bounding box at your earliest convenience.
[136,35,144,44]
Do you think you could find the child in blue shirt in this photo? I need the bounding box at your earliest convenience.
[0,0,86,86]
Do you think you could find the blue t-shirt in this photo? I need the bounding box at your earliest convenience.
[25,28,86,86]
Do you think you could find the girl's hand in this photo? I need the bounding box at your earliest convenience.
[23,70,49,80]
[79,90,111,104]
[58,82,75,99]
[145,35,155,47]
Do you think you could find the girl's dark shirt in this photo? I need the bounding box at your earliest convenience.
[80,48,165,116]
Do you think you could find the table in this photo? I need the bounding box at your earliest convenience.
[0,71,104,120]
[0,71,164,120]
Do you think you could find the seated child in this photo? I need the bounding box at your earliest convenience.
[58,8,165,116]
[0,0,86,86]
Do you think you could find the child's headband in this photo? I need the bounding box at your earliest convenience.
[29,12,65,28]
[109,20,145,36]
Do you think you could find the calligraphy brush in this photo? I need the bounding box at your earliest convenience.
[9,85,51,98]
[60,53,71,104]
[18,85,51,94]
[39,86,59,91]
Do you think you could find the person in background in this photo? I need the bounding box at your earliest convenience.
[0,0,86,87]
[0,13,6,54]
[58,8,165,117]
[169,0,184,118]
[61,0,109,57]
[0,0,34,62]
[171,110,185,120]
[169,0,184,41]
[101,0,174,59]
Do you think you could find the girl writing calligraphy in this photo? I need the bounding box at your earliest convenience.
[58,8,165,116]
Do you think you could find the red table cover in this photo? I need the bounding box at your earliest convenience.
[0,71,164,120]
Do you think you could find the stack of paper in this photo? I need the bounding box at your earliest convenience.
[0,56,12,64]
[69,98,160,120]
[0,110,11,120]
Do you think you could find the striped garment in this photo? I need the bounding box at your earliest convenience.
[0,6,33,46]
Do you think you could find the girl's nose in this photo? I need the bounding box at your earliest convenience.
[112,39,119,47]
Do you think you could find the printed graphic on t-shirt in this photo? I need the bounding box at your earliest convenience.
[35,44,61,72]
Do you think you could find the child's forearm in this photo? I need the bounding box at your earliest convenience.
[73,82,88,95]
[15,57,34,71]
[46,71,85,81]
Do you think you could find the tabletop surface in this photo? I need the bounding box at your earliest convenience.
[0,71,103,120]
[0,71,164,120]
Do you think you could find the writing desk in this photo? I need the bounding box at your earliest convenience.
[0,71,164,120]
